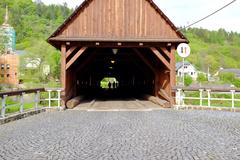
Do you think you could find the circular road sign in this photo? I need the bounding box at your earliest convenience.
[177,43,191,58]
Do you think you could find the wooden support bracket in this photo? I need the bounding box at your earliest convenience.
[160,47,171,59]
[158,89,171,102]
[76,50,98,73]
[150,47,171,70]
[66,47,87,70]
[132,48,157,73]
[66,46,78,59]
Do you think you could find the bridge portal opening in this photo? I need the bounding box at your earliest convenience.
[69,47,156,100]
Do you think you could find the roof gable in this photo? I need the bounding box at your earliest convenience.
[48,0,187,42]
[176,61,196,71]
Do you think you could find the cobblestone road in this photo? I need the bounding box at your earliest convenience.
[0,110,240,160]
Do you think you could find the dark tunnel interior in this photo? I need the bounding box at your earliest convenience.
[67,47,165,100]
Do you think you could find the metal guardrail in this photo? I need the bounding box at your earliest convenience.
[0,88,62,119]
[174,87,240,110]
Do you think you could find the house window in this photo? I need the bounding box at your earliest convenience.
[1,64,4,70]
[6,64,10,69]
[191,72,193,75]
[7,74,10,78]
[1,74,4,78]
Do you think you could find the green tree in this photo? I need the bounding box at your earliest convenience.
[184,75,193,87]
[197,73,208,83]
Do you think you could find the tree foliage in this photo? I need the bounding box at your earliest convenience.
[197,73,208,83]
[179,28,240,75]
[219,72,240,88]
[184,75,193,87]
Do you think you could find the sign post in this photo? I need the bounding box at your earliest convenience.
[177,43,191,86]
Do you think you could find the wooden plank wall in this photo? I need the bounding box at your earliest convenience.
[59,0,180,40]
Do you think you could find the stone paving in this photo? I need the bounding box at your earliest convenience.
[0,110,240,160]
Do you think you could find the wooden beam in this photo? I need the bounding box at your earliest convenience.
[150,47,171,70]
[66,46,78,59]
[158,89,171,103]
[170,46,176,88]
[66,47,87,70]
[132,49,157,73]
[61,44,66,89]
[76,50,98,73]
[160,47,171,59]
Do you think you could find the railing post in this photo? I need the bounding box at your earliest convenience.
[57,89,61,109]
[176,89,182,110]
[1,95,7,118]
[206,89,211,108]
[230,90,235,109]
[35,91,40,110]
[199,89,204,107]
[20,93,25,113]
[48,90,52,108]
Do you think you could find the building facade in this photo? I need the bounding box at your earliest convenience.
[176,61,198,80]
[0,54,19,85]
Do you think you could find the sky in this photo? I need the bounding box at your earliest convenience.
[39,0,240,32]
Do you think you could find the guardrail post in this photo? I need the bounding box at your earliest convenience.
[20,93,25,113]
[199,89,204,107]
[1,95,7,118]
[57,90,61,109]
[206,89,211,108]
[35,91,40,110]
[230,90,235,109]
[48,90,52,108]
[176,89,182,110]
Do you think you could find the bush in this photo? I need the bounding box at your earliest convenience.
[233,79,240,88]
[219,72,235,83]
[185,75,193,86]
[197,73,208,83]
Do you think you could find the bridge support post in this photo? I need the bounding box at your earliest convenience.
[61,44,67,108]
[57,89,61,109]
[20,93,24,113]
[207,89,211,108]
[35,91,40,110]
[1,95,7,118]
[231,90,235,109]
[176,89,182,110]
[199,89,204,107]
[48,90,52,108]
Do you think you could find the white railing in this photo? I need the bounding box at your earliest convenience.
[45,89,62,109]
[175,87,240,110]
[0,88,62,119]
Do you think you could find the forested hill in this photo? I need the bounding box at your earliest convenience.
[0,0,240,78]
[181,28,240,73]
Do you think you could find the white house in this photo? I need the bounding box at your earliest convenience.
[176,61,198,80]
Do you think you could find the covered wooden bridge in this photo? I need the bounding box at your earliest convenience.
[48,0,188,108]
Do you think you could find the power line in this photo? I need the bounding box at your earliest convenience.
[177,0,237,31]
